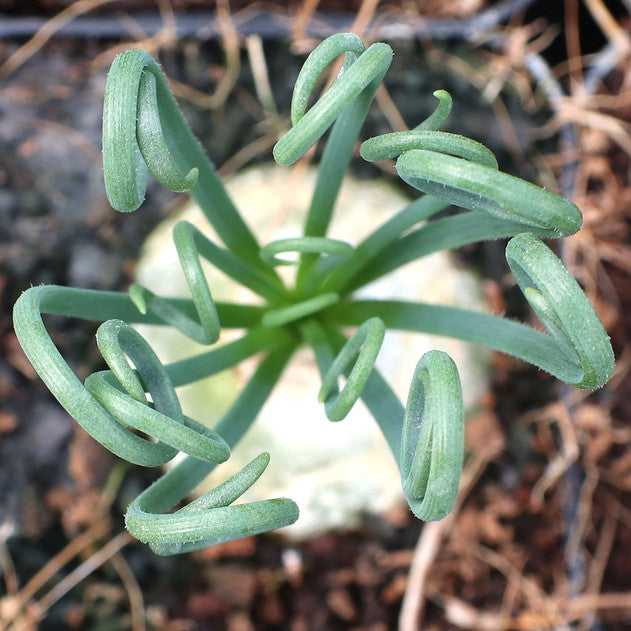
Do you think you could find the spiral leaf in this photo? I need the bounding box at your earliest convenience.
[273,35,393,166]
[360,102,582,238]
[329,231,615,389]
[290,33,366,125]
[128,220,221,346]
[103,48,264,267]
[127,453,299,555]
[318,317,386,422]
[400,351,464,521]
[361,130,499,168]
[13,286,174,466]
[414,89,453,131]
[12,283,300,553]
[303,321,464,521]
[128,219,288,345]
[86,320,231,462]
[396,150,582,236]
[260,236,354,293]
[506,233,614,388]
[136,70,199,192]
[103,49,198,212]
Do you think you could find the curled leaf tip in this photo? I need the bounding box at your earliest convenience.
[184,166,199,188]
[103,49,203,213]
[414,89,453,131]
[506,233,614,389]
[401,350,464,522]
[128,283,148,314]
[273,34,392,166]
[318,317,385,421]
[395,149,582,237]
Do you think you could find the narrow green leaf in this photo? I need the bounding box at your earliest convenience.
[400,351,464,521]
[318,317,385,421]
[396,150,582,236]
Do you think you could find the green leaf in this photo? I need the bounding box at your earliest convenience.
[318,317,386,421]
[396,150,582,236]
[400,351,464,521]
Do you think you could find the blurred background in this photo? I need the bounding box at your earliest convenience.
[0,1,630,629]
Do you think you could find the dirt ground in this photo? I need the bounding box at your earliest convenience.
[0,1,630,630]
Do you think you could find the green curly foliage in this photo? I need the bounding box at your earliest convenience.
[13,34,614,553]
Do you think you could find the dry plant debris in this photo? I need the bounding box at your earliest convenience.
[0,1,630,630]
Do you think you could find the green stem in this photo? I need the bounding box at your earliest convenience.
[340,212,550,294]
[322,194,448,294]
[18,285,264,329]
[165,327,295,387]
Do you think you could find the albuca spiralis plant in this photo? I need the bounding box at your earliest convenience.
[13,33,614,555]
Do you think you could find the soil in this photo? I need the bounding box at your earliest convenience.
[0,2,630,630]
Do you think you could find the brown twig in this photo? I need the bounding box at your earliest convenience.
[165,0,241,110]
[109,551,146,631]
[526,402,580,509]
[442,590,631,630]
[0,526,18,599]
[375,83,408,132]
[218,131,280,177]
[0,0,118,82]
[472,544,553,619]
[246,34,278,115]
[398,443,502,631]
[90,0,177,69]
[0,520,111,631]
[578,496,619,631]
[351,0,382,40]
[583,0,631,56]
[33,531,134,621]
[291,0,322,52]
